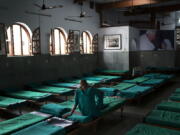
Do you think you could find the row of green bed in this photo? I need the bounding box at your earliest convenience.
[0,70,127,135]
[125,88,180,135]
[0,70,175,135]
[98,73,174,99]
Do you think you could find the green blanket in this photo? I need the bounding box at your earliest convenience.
[12,121,65,135]
[123,77,149,84]
[119,85,152,98]
[28,84,73,95]
[125,123,180,135]
[6,90,51,100]
[0,96,25,108]
[113,83,135,90]
[156,101,180,113]
[145,110,180,128]
[0,113,49,135]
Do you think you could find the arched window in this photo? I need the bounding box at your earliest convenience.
[50,27,68,55]
[7,22,32,56]
[81,31,93,54]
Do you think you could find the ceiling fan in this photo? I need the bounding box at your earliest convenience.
[34,0,63,10]
[25,11,52,17]
[68,3,92,18]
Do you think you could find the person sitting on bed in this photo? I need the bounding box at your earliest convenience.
[63,80,103,118]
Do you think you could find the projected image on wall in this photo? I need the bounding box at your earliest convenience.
[138,30,174,51]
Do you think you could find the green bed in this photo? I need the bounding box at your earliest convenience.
[145,109,180,128]
[123,77,150,84]
[113,83,136,90]
[125,123,180,135]
[119,85,153,98]
[173,88,180,94]
[81,75,121,82]
[39,97,126,123]
[97,87,118,96]
[4,89,51,101]
[97,69,129,75]
[27,84,74,96]
[45,81,79,89]
[0,96,26,108]
[144,73,174,80]
[169,93,180,101]
[11,119,67,135]
[0,112,51,135]
[156,101,180,113]
[68,79,100,85]
[140,78,166,86]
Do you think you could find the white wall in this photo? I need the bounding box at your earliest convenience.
[0,0,100,54]
[98,26,130,70]
[99,26,129,52]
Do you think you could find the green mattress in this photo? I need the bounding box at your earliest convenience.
[28,84,74,95]
[119,85,153,98]
[93,75,121,79]
[156,101,180,113]
[97,87,118,96]
[0,96,26,108]
[125,123,180,135]
[5,89,51,100]
[0,112,50,135]
[12,121,65,135]
[113,83,136,90]
[140,78,166,86]
[146,66,180,72]
[46,82,79,88]
[145,110,180,128]
[101,97,126,115]
[144,73,174,80]
[40,103,71,117]
[81,76,107,81]
[40,97,125,123]
[123,77,149,84]
[68,79,100,85]
[169,93,180,101]
[174,88,180,94]
[97,69,129,74]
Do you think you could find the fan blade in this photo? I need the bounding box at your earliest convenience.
[68,16,80,17]
[34,3,42,8]
[45,5,63,9]
[25,11,52,17]
[65,18,82,23]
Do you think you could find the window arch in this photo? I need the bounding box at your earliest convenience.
[50,27,68,55]
[81,31,93,54]
[7,22,32,56]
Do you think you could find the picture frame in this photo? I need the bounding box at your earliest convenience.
[104,34,122,50]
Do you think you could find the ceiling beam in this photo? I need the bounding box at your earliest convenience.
[97,0,172,11]
[124,3,180,15]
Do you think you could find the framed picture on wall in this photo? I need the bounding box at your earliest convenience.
[104,34,122,50]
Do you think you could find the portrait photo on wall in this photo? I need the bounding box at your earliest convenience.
[138,30,174,51]
[104,34,122,50]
